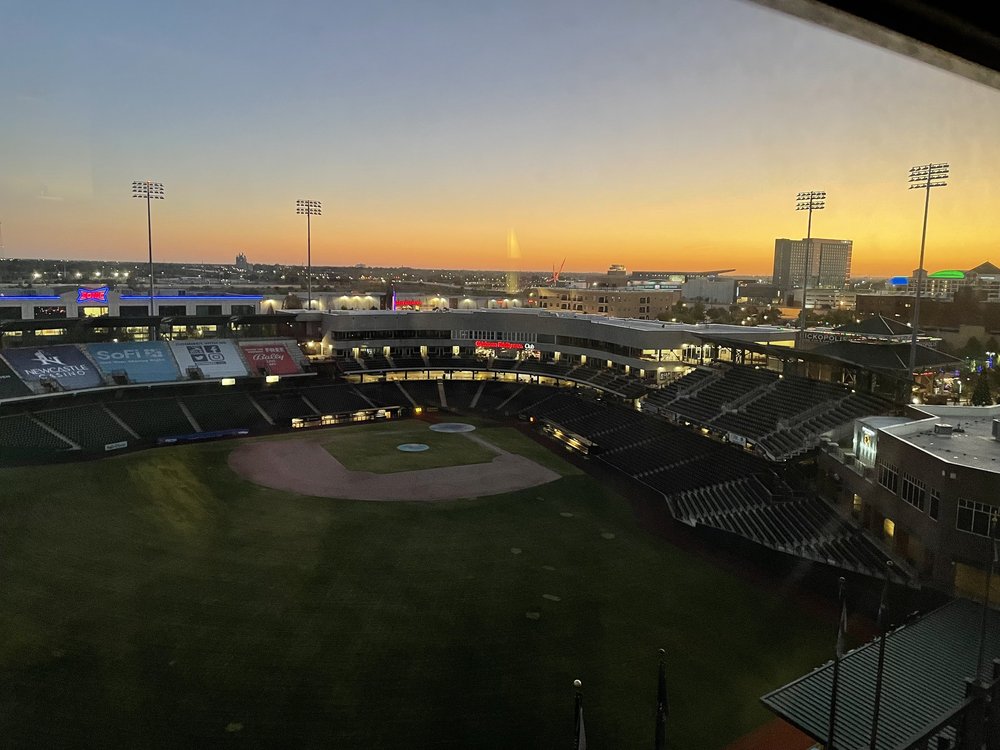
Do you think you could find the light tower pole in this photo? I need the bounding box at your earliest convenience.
[795,191,826,336]
[132,180,164,336]
[907,163,949,375]
[296,199,322,311]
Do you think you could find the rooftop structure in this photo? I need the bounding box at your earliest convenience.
[762,597,1000,750]
[881,404,1000,474]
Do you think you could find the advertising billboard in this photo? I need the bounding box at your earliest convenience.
[86,342,181,383]
[170,340,249,378]
[0,358,33,399]
[239,342,301,375]
[1,345,104,391]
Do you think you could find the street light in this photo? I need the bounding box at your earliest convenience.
[795,191,826,335]
[296,199,322,311]
[132,180,164,333]
[907,163,949,374]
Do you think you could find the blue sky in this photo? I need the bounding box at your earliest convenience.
[2,0,999,273]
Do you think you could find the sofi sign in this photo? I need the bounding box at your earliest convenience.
[475,340,534,351]
[77,286,110,304]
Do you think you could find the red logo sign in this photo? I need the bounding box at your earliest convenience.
[475,340,524,350]
[395,299,423,307]
[240,344,300,375]
[77,286,109,304]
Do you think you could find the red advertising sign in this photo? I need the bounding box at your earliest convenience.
[240,343,300,375]
[475,340,524,350]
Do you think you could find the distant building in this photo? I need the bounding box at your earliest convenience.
[680,276,737,305]
[533,287,680,319]
[773,237,853,292]
[884,261,1000,301]
[234,252,252,272]
[607,264,628,278]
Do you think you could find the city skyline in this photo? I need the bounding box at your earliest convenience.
[2,0,999,275]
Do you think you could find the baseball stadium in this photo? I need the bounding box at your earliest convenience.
[1,306,998,749]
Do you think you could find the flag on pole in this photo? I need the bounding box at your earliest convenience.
[827,576,847,750]
[869,561,893,750]
[654,649,668,750]
[573,680,587,750]
[876,563,892,632]
[836,583,848,659]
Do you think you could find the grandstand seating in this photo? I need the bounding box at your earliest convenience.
[181,393,271,432]
[304,384,374,413]
[486,358,519,371]
[334,356,366,372]
[496,385,560,415]
[252,392,317,423]
[440,381,481,410]
[473,381,524,411]
[667,478,892,577]
[355,381,408,407]
[362,356,393,371]
[400,380,442,406]
[108,398,196,438]
[0,413,73,451]
[392,356,427,370]
[519,359,576,377]
[648,364,889,460]
[34,405,135,451]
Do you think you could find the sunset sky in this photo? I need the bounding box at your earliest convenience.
[2,0,999,276]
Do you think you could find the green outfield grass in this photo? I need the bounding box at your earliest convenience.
[0,418,830,749]
[320,420,498,473]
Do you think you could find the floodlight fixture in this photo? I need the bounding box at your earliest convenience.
[296,199,322,311]
[132,180,165,335]
[907,163,949,374]
[794,190,826,334]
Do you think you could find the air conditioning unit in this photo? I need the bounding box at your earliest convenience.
[934,423,954,437]
[993,419,1000,441]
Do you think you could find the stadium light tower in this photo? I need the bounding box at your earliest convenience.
[795,191,826,335]
[132,180,164,332]
[296,199,322,311]
[907,163,949,375]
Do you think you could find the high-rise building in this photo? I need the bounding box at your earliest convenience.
[772,237,853,291]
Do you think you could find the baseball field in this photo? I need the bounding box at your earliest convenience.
[0,416,831,748]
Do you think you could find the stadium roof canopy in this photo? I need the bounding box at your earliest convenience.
[762,598,1000,750]
[833,316,913,336]
[808,341,961,373]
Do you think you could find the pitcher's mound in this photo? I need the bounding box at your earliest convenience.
[429,422,476,433]
[397,443,430,452]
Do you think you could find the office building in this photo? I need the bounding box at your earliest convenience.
[772,237,853,292]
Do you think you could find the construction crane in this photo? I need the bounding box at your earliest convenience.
[548,257,566,286]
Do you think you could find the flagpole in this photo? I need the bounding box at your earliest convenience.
[654,648,668,750]
[869,561,893,750]
[826,577,847,750]
[573,679,585,750]
[975,513,999,684]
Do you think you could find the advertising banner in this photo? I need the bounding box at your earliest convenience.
[170,340,249,378]
[0,357,33,399]
[86,342,181,383]
[239,342,301,375]
[2,345,104,391]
